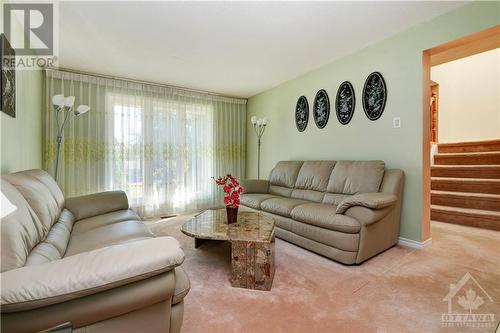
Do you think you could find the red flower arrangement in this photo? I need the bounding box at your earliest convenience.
[213,174,244,208]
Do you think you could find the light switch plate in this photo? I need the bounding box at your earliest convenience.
[393,117,401,128]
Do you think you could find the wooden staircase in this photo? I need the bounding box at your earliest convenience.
[431,139,500,231]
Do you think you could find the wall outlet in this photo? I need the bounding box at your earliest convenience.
[393,117,401,128]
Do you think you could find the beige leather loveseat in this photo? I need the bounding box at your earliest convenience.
[1,169,189,333]
[241,161,404,264]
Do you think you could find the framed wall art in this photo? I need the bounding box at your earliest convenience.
[295,95,309,132]
[362,72,386,121]
[335,81,355,125]
[313,89,330,129]
[1,34,16,118]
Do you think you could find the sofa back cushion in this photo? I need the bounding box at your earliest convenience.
[294,161,336,191]
[2,169,64,236]
[269,161,304,188]
[268,161,303,197]
[1,180,45,272]
[25,209,75,266]
[326,160,385,195]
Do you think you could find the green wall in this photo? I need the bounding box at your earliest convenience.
[246,2,500,242]
[0,5,43,173]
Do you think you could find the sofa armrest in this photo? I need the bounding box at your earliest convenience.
[1,237,184,313]
[344,206,395,226]
[65,190,129,220]
[336,192,397,214]
[240,179,270,194]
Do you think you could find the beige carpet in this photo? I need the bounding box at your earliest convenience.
[148,216,500,333]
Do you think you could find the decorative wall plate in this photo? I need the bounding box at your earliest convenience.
[295,96,309,132]
[362,72,387,121]
[335,81,355,125]
[313,89,330,129]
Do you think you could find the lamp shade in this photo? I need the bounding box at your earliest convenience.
[64,96,76,108]
[75,105,91,116]
[251,116,257,124]
[52,94,65,108]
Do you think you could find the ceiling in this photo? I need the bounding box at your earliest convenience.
[58,1,466,98]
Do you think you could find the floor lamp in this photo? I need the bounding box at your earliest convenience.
[52,94,90,181]
[250,116,268,179]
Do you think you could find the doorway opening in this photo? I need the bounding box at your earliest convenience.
[422,25,500,241]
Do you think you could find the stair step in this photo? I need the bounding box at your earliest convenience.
[434,152,500,165]
[431,205,500,231]
[431,165,500,179]
[431,177,500,194]
[431,191,500,211]
[438,139,500,153]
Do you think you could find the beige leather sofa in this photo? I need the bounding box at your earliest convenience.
[241,161,404,264]
[1,169,189,333]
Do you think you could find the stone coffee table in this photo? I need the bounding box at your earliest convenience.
[181,209,275,291]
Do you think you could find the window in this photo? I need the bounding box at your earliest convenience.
[106,93,214,216]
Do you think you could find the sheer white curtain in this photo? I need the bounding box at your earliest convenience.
[44,69,246,217]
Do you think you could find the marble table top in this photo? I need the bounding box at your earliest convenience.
[181,209,275,243]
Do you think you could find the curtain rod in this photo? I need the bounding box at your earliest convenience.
[48,67,248,102]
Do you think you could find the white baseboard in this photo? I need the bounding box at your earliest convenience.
[398,237,432,249]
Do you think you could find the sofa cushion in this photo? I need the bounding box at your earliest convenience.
[71,209,140,234]
[327,160,385,194]
[290,203,361,234]
[268,214,295,232]
[240,193,277,210]
[65,220,154,257]
[3,169,64,237]
[1,237,184,313]
[0,180,45,272]
[269,161,304,188]
[294,161,336,191]
[260,197,310,217]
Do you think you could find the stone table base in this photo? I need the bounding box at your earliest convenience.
[230,233,275,291]
[181,210,276,291]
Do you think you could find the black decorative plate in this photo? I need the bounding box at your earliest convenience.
[362,72,387,121]
[313,89,330,129]
[335,81,355,125]
[295,96,309,132]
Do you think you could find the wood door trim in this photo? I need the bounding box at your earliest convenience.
[422,50,431,241]
[429,25,500,66]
